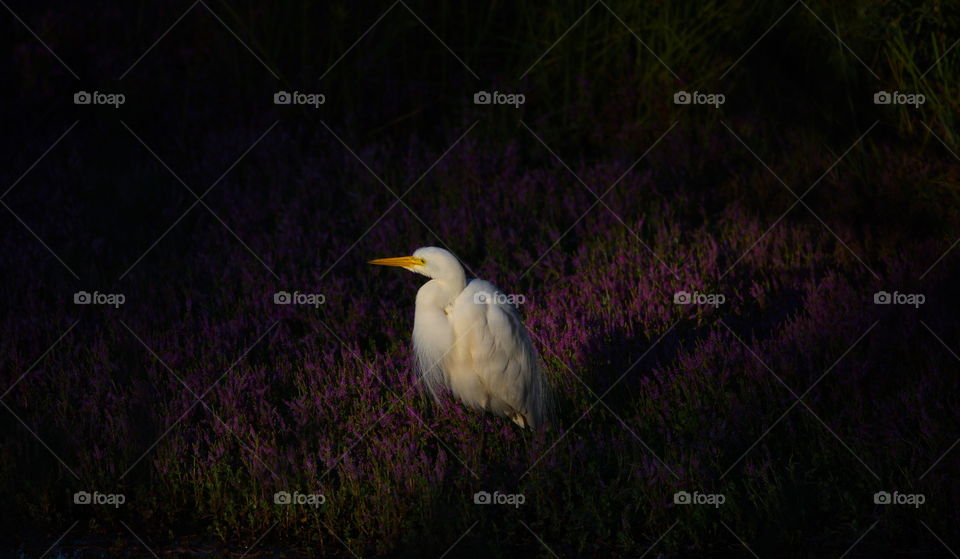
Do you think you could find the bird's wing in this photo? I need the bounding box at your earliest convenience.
[450,279,550,428]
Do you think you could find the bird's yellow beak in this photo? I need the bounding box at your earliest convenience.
[367,256,425,269]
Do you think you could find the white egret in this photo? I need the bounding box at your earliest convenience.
[369,247,554,429]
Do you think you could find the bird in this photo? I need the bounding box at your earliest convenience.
[369,247,554,430]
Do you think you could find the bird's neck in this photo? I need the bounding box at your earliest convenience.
[423,271,465,306]
[436,273,466,299]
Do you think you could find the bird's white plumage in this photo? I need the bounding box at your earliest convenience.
[372,247,553,429]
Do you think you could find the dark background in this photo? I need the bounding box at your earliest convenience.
[1,1,959,557]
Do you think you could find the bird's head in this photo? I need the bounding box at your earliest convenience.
[368,246,464,281]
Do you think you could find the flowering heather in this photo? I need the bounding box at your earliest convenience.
[2,114,958,555]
